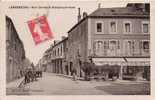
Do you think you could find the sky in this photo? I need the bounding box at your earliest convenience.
[4,1,129,65]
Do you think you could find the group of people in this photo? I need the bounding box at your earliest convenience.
[24,68,42,84]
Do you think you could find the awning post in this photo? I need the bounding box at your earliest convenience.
[119,64,123,80]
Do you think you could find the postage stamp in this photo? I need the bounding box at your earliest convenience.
[27,15,53,45]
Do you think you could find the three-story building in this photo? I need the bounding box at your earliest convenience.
[68,3,150,80]
[41,36,70,75]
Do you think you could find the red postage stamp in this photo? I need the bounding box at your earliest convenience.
[27,16,53,45]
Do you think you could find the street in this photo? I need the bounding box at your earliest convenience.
[6,72,150,95]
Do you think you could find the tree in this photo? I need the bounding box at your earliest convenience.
[81,62,94,81]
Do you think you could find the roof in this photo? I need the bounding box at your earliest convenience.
[52,37,68,48]
[44,37,68,55]
[89,6,149,17]
[6,16,24,45]
[68,3,149,33]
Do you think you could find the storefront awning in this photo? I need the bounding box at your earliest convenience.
[125,58,150,66]
[92,57,150,66]
[126,58,150,62]
[92,58,125,66]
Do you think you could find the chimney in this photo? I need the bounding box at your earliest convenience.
[54,40,59,45]
[61,36,66,40]
[54,40,56,45]
[140,4,150,12]
[135,3,145,11]
[127,3,149,12]
[98,3,101,9]
[145,4,150,13]
[83,12,88,18]
[142,4,146,12]
[50,44,54,47]
[127,3,135,8]
[77,8,81,22]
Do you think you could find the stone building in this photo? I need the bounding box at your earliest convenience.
[6,16,26,83]
[42,46,53,72]
[67,3,150,80]
[51,37,69,75]
[41,37,69,75]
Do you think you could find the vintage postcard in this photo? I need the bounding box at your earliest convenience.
[0,0,154,100]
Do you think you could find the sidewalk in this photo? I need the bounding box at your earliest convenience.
[55,73,84,80]
[114,79,150,84]
[44,72,84,80]
[42,72,150,84]
[6,77,25,88]
[55,73,150,84]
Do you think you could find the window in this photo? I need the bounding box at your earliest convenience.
[125,23,130,32]
[109,40,117,51]
[96,21,103,33]
[142,22,149,33]
[95,41,103,50]
[124,21,132,33]
[94,40,103,55]
[127,40,131,48]
[110,21,117,33]
[143,24,148,33]
[97,23,102,32]
[142,41,149,53]
[109,40,117,56]
[104,41,109,49]
[124,40,134,56]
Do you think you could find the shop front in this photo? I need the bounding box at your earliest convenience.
[92,57,125,80]
[92,57,150,81]
[122,58,150,81]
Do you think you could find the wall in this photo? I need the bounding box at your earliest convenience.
[68,19,88,76]
[6,16,26,83]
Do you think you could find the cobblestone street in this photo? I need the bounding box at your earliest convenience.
[6,72,150,95]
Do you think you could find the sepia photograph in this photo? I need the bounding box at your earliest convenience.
[5,1,150,95]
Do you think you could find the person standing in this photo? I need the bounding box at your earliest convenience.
[24,69,29,84]
[72,68,77,81]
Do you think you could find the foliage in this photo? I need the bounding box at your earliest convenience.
[81,62,94,81]
[81,62,120,80]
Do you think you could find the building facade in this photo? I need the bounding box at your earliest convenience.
[6,16,26,83]
[67,3,150,80]
[41,37,69,75]
[51,37,69,75]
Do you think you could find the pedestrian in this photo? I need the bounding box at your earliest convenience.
[72,68,77,81]
[40,70,42,77]
[24,69,29,84]
[33,69,37,81]
[28,69,32,82]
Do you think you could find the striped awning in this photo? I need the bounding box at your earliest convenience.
[125,58,150,66]
[92,57,150,66]
[92,58,125,66]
